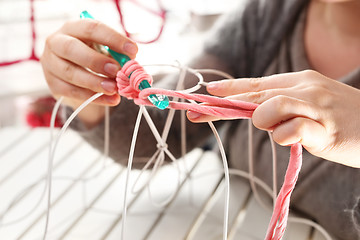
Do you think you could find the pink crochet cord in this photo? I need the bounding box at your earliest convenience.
[116,60,303,239]
[265,143,302,240]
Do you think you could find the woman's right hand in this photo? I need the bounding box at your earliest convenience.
[41,19,138,128]
[188,70,360,168]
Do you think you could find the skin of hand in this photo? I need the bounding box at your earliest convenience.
[187,70,360,168]
[40,19,138,128]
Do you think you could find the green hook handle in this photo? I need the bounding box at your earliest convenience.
[80,10,169,110]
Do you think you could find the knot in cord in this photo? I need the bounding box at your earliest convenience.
[156,143,168,151]
[116,60,153,99]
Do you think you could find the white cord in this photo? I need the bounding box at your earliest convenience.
[141,108,182,207]
[288,217,332,240]
[120,105,144,240]
[208,121,230,240]
[268,131,278,205]
[248,120,276,212]
[43,93,103,240]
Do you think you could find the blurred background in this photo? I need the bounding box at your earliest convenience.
[0,0,239,128]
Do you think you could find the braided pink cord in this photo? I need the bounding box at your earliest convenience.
[265,142,302,240]
[139,88,257,119]
[116,60,303,239]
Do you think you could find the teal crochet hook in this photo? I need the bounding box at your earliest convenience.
[80,10,169,110]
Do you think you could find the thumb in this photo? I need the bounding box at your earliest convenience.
[272,117,328,154]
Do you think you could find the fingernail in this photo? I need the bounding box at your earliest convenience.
[104,63,119,76]
[123,42,137,55]
[101,80,117,93]
[187,111,202,120]
[207,82,219,92]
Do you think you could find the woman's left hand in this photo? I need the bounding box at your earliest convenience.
[187,70,360,168]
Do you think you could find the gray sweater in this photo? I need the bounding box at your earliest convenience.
[69,0,360,239]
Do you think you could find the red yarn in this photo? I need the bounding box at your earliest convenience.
[113,0,166,44]
[116,60,302,240]
[0,0,39,67]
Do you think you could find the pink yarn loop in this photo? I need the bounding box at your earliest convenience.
[116,60,153,99]
[115,61,303,240]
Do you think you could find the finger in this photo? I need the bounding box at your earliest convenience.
[44,52,118,95]
[47,72,121,106]
[272,117,328,153]
[186,110,222,123]
[61,19,138,58]
[48,34,120,77]
[252,95,320,131]
[207,72,302,97]
[225,88,306,105]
